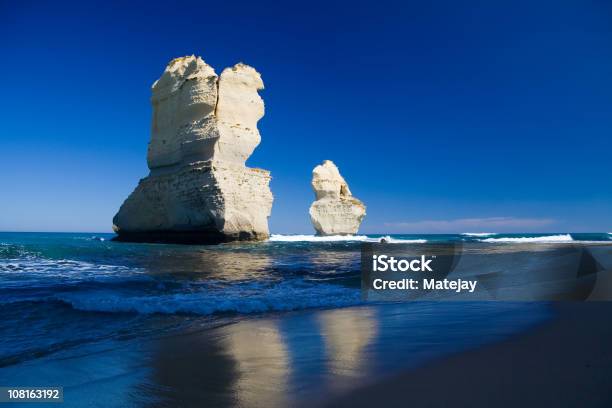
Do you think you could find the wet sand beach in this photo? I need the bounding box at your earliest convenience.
[329,302,612,407]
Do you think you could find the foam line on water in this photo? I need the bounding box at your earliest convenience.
[54,280,362,315]
[268,234,426,243]
[478,234,574,243]
[269,234,369,242]
[375,236,428,243]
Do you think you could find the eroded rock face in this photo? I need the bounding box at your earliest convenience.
[309,160,366,235]
[113,56,273,243]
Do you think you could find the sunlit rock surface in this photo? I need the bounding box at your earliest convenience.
[309,160,366,236]
[113,56,273,243]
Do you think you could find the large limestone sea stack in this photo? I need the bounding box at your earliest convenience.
[113,56,273,243]
[309,160,366,235]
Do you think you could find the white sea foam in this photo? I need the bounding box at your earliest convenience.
[55,280,361,315]
[375,236,427,243]
[269,234,370,242]
[268,234,426,243]
[478,234,574,243]
[461,232,496,237]
[0,257,140,275]
[0,256,148,290]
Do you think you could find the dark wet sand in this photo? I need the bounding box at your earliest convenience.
[328,302,612,407]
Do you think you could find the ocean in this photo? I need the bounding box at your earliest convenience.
[1,232,611,406]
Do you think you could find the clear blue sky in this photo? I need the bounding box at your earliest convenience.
[1,0,611,233]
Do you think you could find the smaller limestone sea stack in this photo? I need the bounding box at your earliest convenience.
[113,56,273,244]
[309,160,366,236]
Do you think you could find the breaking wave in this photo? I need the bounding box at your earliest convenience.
[268,234,426,243]
[478,234,574,243]
[269,234,369,242]
[375,235,428,243]
[53,280,361,315]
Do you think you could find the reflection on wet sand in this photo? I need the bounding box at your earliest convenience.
[317,308,378,380]
[222,320,291,407]
[141,318,290,407]
[141,308,380,407]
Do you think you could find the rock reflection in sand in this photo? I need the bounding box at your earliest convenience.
[142,308,380,406]
[139,318,290,407]
[222,320,291,407]
[317,308,378,378]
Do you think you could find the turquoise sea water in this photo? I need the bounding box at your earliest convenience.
[0,232,611,406]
